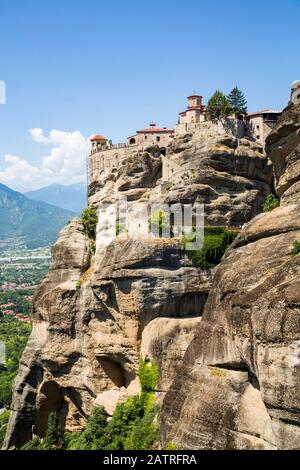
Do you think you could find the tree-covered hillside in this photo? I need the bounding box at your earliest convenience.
[0,183,75,248]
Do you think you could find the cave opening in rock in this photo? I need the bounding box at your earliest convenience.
[35,381,65,437]
[97,357,129,388]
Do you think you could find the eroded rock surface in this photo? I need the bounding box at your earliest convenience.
[3,225,209,449]
[160,134,272,226]
[4,124,275,450]
[88,131,272,227]
[161,104,300,450]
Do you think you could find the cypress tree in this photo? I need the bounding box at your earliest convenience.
[227,87,248,115]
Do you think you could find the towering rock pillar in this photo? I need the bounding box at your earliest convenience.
[161,87,300,450]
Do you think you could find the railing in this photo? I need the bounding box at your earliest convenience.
[90,143,138,154]
[111,142,129,149]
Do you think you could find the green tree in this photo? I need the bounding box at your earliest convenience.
[42,412,67,450]
[149,210,172,238]
[139,358,159,393]
[22,359,159,451]
[81,206,98,239]
[21,437,42,450]
[116,223,126,237]
[68,406,108,450]
[0,317,32,408]
[291,241,300,257]
[206,90,231,121]
[227,87,248,115]
[0,410,10,448]
[262,194,280,212]
[181,227,238,269]
[124,408,158,451]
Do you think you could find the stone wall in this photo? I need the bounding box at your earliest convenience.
[135,132,174,148]
[175,118,245,139]
[246,116,277,148]
[88,146,137,184]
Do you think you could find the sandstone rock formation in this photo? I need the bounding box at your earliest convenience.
[3,222,209,449]
[266,104,300,206]
[159,134,272,226]
[88,147,163,207]
[3,124,274,450]
[161,103,300,450]
[88,129,272,227]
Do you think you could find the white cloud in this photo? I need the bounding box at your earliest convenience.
[0,129,90,191]
[29,128,50,144]
[0,155,40,187]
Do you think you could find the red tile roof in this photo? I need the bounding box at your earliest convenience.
[137,123,174,134]
[90,134,108,142]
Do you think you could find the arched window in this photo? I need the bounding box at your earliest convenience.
[129,138,136,145]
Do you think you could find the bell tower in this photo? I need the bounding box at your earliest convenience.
[90,134,109,154]
[188,95,202,109]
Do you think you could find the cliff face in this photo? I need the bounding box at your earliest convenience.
[4,225,209,449]
[4,127,273,449]
[88,132,272,227]
[161,104,300,450]
[88,147,163,206]
[160,134,272,226]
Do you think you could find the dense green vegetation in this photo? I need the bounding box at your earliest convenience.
[22,359,159,451]
[262,194,280,212]
[0,247,50,288]
[116,223,126,237]
[182,226,238,269]
[149,210,172,237]
[0,289,32,316]
[0,266,49,286]
[206,90,231,121]
[0,317,32,408]
[291,241,300,257]
[22,413,68,451]
[165,442,178,450]
[0,183,74,249]
[81,206,98,239]
[0,410,10,448]
[206,87,248,120]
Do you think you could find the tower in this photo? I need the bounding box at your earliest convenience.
[179,94,206,125]
[90,134,109,154]
[188,95,203,109]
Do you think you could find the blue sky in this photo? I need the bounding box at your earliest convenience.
[0,0,299,191]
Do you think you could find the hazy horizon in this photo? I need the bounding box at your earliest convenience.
[0,0,299,192]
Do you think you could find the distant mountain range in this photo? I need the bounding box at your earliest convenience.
[0,183,75,249]
[25,183,87,213]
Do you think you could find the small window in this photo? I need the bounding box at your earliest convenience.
[256,135,260,140]
[145,136,147,140]
[256,125,260,130]
[156,136,161,142]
